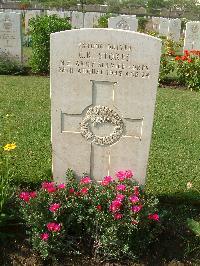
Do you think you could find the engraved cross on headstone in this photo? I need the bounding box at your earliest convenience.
[60,80,143,179]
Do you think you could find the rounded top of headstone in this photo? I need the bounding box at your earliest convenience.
[51,28,162,43]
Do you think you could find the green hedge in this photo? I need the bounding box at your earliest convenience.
[29,15,71,74]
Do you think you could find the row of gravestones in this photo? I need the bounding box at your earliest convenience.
[152,16,200,49]
[152,17,182,41]
[25,10,107,33]
[0,11,200,63]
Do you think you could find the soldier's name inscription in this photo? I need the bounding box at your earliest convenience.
[58,42,150,79]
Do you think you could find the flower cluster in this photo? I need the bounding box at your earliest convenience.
[19,169,161,259]
[174,50,200,91]
[19,191,37,202]
[175,50,200,63]
[3,143,17,151]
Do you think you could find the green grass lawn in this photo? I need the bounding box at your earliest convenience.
[0,75,200,200]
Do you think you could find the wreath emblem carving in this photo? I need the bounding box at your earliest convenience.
[80,106,124,146]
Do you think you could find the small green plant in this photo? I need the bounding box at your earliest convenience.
[0,53,27,75]
[19,169,162,261]
[29,15,71,74]
[96,13,113,28]
[174,50,200,91]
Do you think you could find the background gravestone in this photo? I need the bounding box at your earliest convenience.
[108,15,138,31]
[0,12,22,61]
[168,18,181,41]
[51,28,161,184]
[47,10,65,18]
[152,17,160,33]
[25,10,42,34]
[71,11,84,28]
[159,17,169,36]
[184,21,200,50]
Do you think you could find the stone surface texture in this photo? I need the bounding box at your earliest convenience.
[51,28,161,184]
[0,12,22,61]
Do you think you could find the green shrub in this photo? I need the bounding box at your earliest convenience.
[0,53,27,75]
[174,50,200,91]
[159,54,175,83]
[29,15,71,74]
[19,169,162,261]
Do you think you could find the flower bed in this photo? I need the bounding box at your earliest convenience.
[19,169,162,261]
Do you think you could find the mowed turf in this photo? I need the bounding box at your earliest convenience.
[0,76,200,199]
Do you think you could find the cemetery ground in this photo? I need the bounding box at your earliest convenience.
[0,75,200,265]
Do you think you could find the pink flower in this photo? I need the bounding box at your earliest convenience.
[134,186,140,196]
[116,170,134,181]
[129,195,139,203]
[125,170,133,179]
[42,181,54,189]
[131,205,143,213]
[116,171,126,181]
[19,192,30,202]
[47,187,57,193]
[101,176,113,186]
[49,203,61,212]
[57,183,65,189]
[116,194,125,202]
[42,182,57,193]
[80,187,89,194]
[40,232,49,241]
[116,184,126,191]
[148,213,160,221]
[47,222,61,232]
[109,200,122,213]
[114,213,123,220]
[69,188,75,194]
[80,176,91,184]
[29,191,37,198]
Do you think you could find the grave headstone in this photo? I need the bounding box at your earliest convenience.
[47,10,65,18]
[108,15,138,31]
[184,21,200,50]
[0,12,22,61]
[50,28,161,184]
[168,18,181,41]
[159,17,169,36]
[152,17,160,33]
[25,10,42,34]
[71,11,84,28]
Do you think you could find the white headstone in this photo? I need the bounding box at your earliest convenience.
[152,17,160,32]
[71,11,84,28]
[184,21,200,50]
[0,12,22,61]
[108,15,138,31]
[25,10,42,34]
[159,17,169,36]
[50,29,161,184]
[84,12,94,28]
[47,10,65,18]
[168,18,181,41]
